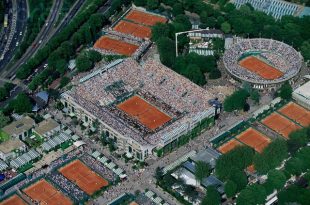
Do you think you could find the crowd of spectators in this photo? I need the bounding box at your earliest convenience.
[80,154,116,182]
[64,59,214,145]
[48,172,87,201]
[223,38,302,84]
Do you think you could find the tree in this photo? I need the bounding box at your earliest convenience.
[134,0,146,7]
[221,22,231,33]
[300,40,310,61]
[87,50,102,62]
[296,147,310,170]
[223,89,249,112]
[250,89,260,104]
[265,170,286,192]
[209,69,222,79]
[278,185,310,205]
[147,0,159,10]
[0,111,9,128]
[60,77,70,88]
[151,23,171,42]
[182,64,206,86]
[172,3,184,16]
[224,180,237,198]
[194,161,211,184]
[285,158,304,176]
[237,184,266,205]
[155,167,163,181]
[76,54,93,72]
[287,127,309,154]
[0,87,8,101]
[215,146,254,180]
[202,186,221,205]
[254,139,288,174]
[156,37,176,68]
[278,81,292,100]
[11,93,33,114]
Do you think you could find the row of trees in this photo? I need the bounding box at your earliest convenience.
[27,13,107,91]
[14,0,53,60]
[0,1,4,25]
[16,0,108,80]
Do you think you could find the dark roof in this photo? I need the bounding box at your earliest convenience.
[32,91,49,112]
[201,175,224,194]
[35,91,49,103]
[191,148,221,168]
[183,161,196,173]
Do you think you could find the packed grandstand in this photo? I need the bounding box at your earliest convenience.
[223,38,302,88]
[62,59,215,147]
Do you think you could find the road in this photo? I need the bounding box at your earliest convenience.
[0,0,63,79]
[0,0,28,70]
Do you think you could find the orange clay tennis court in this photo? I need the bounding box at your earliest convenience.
[23,179,72,205]
[0,195,27,205]
[239,56,283,80]
[117,95,172,130]
[59,160,108,195]
[125,10,167,26]
[114,20,152,39]
[236,128,271,153]
[262,113,301,139]
[218,139,242,154]
[278,102,310,127]
[94,36,139,56]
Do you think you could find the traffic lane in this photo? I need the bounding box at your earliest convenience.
[0,0,28,70]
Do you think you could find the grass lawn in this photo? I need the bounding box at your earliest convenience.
[0,130,10,142]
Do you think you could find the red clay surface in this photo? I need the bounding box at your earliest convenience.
[218,139,242,154]
[114,20,152,39]
[262,113,301,139]
[279,102,310,127]
[125,10,167,26]
[117,95,171,130]
[23,179,72,205]
[94,36,139,56]
[59,160,108,195]
[0,195,27,205]
[236,128,271,153]
[239,56,283,80]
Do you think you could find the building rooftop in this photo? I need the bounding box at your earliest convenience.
[63,59,214,146]
[293,81,310,100]
[34,118,60,137]
[0,138,25,154]
[2,116,35,137]
[191,148,221,168]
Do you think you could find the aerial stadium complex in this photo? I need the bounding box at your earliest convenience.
[223,38,303,90]
[61,59,215,161]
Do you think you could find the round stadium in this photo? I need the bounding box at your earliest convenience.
[223,38,303,90]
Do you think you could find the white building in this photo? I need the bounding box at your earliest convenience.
[33,118,60,138]
[61,59,215,161]
[0,138,26,162]
[2,116,35,140]
[293,80,310,110]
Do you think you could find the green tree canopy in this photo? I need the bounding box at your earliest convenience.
[201,186,221,205]
[254,139,288,174]
[0,111,9,128]
[223,89,249,112]
[10,93,33,114]
[221,21,231,33]
[195,161,211,183]
[76,54,93,72]
[147,0,159,10]
[264,170,286,194]
[278,81,293,100]
[215,145,254,180]
[278,185,310,205]
[237,184,266,205]
[285,158,304,176]
[224,180,237,198]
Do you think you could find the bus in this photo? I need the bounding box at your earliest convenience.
[3,14,8,28]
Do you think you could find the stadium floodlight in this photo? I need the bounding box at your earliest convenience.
[175,28,211,56]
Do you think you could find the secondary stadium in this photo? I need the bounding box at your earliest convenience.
[223,38,303,89]
[61,59,215,161]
